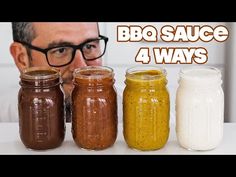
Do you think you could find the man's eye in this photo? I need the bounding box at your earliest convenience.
[49,47,72,58]
[53,47,67,54]
[58,48,66,53]
[84,44,96,50]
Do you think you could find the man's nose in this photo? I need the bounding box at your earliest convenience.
[69,50,87,70]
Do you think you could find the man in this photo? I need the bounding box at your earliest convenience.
[10,22,108,122]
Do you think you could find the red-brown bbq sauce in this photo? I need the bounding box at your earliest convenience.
[72,67,117,150]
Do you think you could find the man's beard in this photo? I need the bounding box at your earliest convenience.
[62,82,73,123]
[61,76,74,122]
[65,95,72,122]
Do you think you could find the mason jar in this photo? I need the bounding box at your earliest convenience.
[123,66,170,151]
[18,67,65,150]
[176,66,224,151]
[72,66,117,150]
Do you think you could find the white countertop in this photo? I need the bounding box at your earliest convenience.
[0,122,235,155]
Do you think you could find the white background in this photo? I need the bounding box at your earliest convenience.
[0,22,235,122]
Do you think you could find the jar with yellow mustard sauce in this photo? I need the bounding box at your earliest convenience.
[123,66,170,151]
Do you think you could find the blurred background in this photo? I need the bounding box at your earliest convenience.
[0,22,235,122]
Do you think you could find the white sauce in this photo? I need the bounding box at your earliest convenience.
[176,67,224,151]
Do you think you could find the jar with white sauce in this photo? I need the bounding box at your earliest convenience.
[176,66,224,151]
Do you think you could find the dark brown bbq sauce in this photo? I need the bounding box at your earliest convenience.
[18,67,65,150]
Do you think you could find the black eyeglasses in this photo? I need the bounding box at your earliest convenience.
[16,35,109,67]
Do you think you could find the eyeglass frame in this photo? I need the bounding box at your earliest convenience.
[15,35,109,67]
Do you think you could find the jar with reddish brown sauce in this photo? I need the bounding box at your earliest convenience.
[72,66,117,150]
[18,67,65,150]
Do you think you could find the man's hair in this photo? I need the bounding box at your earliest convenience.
[12,22,36,43]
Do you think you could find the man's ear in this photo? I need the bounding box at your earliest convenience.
[10,42,30,73]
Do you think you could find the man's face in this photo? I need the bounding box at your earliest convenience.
[28,22,102,99]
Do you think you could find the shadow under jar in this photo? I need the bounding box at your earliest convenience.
[18,67,65,150]
[72,66,117,150]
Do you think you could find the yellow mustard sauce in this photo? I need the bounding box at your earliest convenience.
[123,69,170,151]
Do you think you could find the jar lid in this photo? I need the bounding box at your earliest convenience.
[21,67,60,80]
[126,66,167,80]
[73,66,114,80]
[180,66,222,82]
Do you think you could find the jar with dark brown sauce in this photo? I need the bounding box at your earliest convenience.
[72,66,117,150]
[18,67,65,150]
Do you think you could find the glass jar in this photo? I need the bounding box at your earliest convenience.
[18,67,65,150]
[176,66,224,151]
[123,66,170,151]
[72,66,117,150]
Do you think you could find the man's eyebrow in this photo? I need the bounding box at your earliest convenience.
[82,37,100,44]
[47,41,74,48]
[47,37,100,48]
